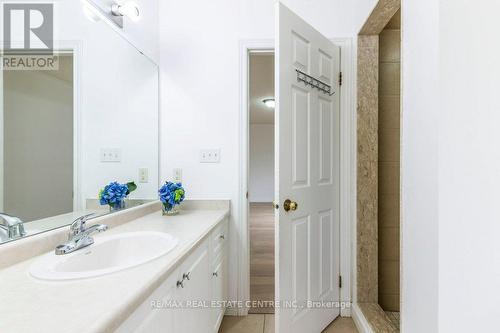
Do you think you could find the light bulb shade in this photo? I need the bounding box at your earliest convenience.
[111,2,140,21]
[262,98,275,109]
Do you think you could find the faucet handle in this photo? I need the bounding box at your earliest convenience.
[69,213,95,237]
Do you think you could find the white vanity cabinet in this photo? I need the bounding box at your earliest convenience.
[118,273,178,333]
[117,217,229,333]
[174,238,211,332]
[210,219,229,332]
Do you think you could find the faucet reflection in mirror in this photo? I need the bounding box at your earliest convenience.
[0,213,25,241]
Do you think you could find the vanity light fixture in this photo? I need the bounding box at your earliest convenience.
[111,1,140,21]
[262,98,276,109]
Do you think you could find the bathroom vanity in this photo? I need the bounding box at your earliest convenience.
[0,201,230,333]
[117,207,229,333]
[0,1,232,332]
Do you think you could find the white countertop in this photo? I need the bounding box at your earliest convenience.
[0,206,229,333]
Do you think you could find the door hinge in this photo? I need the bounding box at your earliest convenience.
[338,72,343,86]
[246,191,249,199]
[339,275,342,289]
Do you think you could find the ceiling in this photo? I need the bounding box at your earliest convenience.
[249,53,274,124]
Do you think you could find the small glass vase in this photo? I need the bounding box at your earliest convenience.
[109,199,126,212]
[162,204,180,216]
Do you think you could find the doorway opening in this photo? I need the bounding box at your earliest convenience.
[1,52,74,222]
[248,51,275,314]
[235,27,353,333]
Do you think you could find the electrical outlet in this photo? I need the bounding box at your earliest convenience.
[100,148,121,162]
[139,168,149,183]
[200,149,221,163]
[173,168,182,183]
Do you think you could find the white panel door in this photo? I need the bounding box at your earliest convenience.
[275,3,341,333]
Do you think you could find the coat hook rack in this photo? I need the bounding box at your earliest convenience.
[295,69,335,96]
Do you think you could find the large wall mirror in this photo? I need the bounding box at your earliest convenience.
[0,1,159,244]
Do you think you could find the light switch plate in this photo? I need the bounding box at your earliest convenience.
[173,168,182,182]
[100,148,121,162]
[200,149,221,163]
[139,168,149,183]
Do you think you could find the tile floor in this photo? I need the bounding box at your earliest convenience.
[218,314,359,333]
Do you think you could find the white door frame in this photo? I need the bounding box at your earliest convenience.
[55,41,83,212]
[46,41,83,212]
[237,37,355,317]
[55,43,82,212]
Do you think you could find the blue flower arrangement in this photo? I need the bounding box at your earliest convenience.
[99,181,137,211]
[159,182,185,214]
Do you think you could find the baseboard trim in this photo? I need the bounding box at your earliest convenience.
[352,303,375,333]
[224,307,239,316]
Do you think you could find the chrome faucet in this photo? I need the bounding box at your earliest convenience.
[55,213,108,255]
[0,213,26,240]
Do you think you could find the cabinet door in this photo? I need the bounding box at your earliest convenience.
[175,239,211,333]
[211,253,227,332]
[116,271,178,333]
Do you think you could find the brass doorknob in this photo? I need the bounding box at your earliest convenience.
[283,199,298,212]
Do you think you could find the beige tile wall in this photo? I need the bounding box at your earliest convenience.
[378,10,401,312]
[356,35,379,303]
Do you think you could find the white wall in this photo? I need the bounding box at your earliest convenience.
[0,61,3,212]
[52,0,160,207]
[401,0,439,331]
[438,0,500,331]
[159,0,376,304]
[402,1,500,331]
[79,16,159,206]
[249,124,274,202]
[353,0,378,34]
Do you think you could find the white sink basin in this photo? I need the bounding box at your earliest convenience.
[30,231,178,281]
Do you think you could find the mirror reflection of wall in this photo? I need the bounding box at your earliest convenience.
[2,53,74,222]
